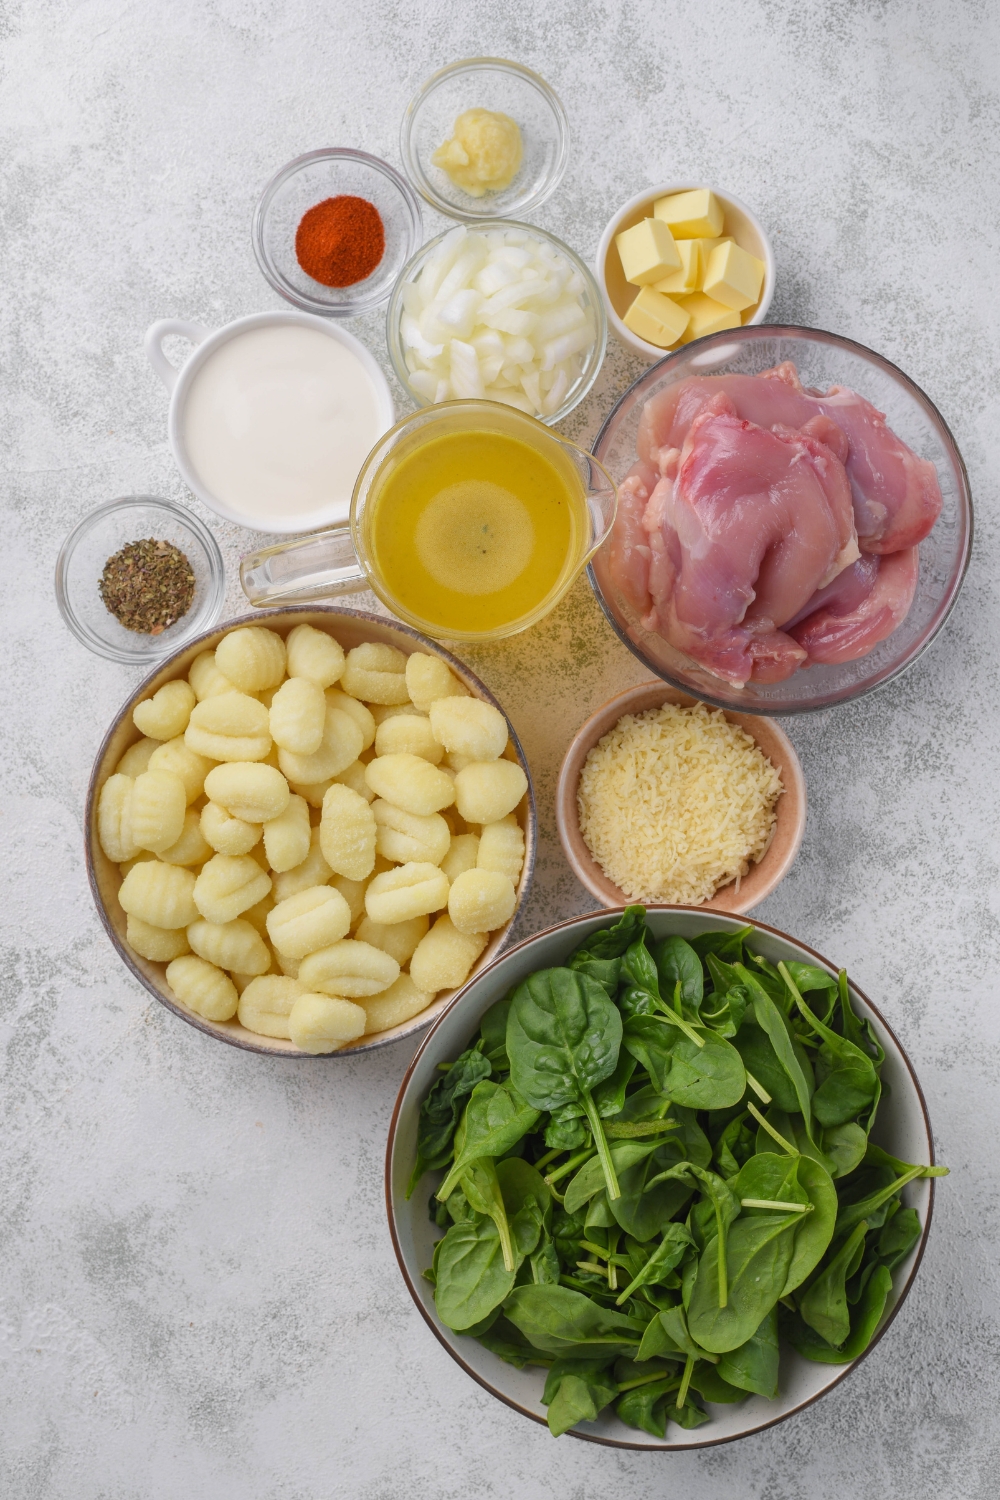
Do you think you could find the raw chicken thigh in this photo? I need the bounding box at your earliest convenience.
[606,362,940,686]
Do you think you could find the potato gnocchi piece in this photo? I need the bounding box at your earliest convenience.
[444,750,475,774]
[355,913,429,968]
[404,652,469,713]
[98,773,139,863]
[126,914,191,964]
[364,862,450,925]
[129,769,187,854]
[285,622,345,688]
[370,702,425,726]
[286,775,335,809]
[266,885,352,959]
[410,915,487,995]
[298,939,399,998]
[119,851,157,879]
[429,697,508,763]
[477,815,525,884]
[331,759,375,803]
[288,992,366,1053]
[320,784,377,882]
[114,737,159,778]
[448,868,516,936]
[148,737,214,803]
[262,794,311,872]
[215,625,286,693]
[359,973,434,1035]
[188,650,239,701]
[237,974,304,1039]
[185,692,272,763]
[203,762,290,824]
[158,808,214,867]
[440,832,481,884]
[269,676,326,755]
[119,862,199,929]
[278,706,363,785]
[374,714,444,764]
[373,800,450,867]
[331,873,368,927]
[200,800,262,856]
[455,759,527,825]
[275,950,300,978]
[132,679,196,741]
[240,891,275,937]
[326,689,376,751]
[193,854,271,926]
[271,827,332,901]
[166,954,239,1022]
[342,642,410,705]
[365,753,455,817]
[187,917,271,977]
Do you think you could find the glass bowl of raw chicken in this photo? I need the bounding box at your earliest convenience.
[589,326,972,713]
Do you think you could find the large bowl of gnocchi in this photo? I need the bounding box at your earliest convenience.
[86,608,536,1056]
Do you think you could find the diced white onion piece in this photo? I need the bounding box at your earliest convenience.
[491,390,535,413]
[541,323,596,372]
[521,370,543,413]
[436,238,489,303]
[416,225,466,303]
[450,340,485,399]
[474,261,522,296]
[503,335,535,366]
[401,282,422,317]
[434,289,483,339]
[483,307,538,336]
[541,367,570,416]
[535,299,587,343]
[408,370,440,401]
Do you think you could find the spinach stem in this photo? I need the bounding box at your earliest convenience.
[745,1070,772,1105]
[534,1146,563,1172]
[579,1239,609,1261]
[607,1228,620,1290]
[653,1004,705,1049]
[747,1100,799,1156]
[617,1371,681,1393]
[544,1145,595,1186]
[582,1091,621,1200]
[576,1261,607,1277]
[713,1198,728,1308]
[741,1197,811,1212]
[677,1353,696,1409]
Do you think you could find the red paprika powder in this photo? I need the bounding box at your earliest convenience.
[295,195,385,287]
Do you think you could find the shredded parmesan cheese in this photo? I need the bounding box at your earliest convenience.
[577,702,783,905]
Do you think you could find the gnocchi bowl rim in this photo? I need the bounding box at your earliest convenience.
[85,604,536,1058]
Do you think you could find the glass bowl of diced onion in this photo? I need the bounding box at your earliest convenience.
[385,220,607,425]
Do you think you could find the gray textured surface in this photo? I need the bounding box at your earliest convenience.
[1,1,996,1495]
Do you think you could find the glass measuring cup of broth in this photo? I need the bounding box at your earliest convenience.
[240,401,618,642]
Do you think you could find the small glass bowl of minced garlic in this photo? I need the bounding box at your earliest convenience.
[400,58,568,222]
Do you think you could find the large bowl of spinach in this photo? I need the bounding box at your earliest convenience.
[386,906,945,1448]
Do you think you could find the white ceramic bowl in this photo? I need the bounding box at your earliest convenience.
[597,184,775,363]
[85,606,536,1058]
[386,907,938,1449]
[144,311,395,534]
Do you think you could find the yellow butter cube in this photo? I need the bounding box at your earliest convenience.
[623,286,690,348]
[615,217,681,286]
[702,241,766,312]
[652,240,700,295]
[653,189,724,240]
[690,237,733,285]
[676,293,741,344]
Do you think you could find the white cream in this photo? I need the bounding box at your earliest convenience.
[181,324,383,524]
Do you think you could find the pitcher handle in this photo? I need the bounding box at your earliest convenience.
[144,319,212,393]
[240,524,369,607]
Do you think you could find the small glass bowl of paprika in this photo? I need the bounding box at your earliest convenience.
[252,148,423,318]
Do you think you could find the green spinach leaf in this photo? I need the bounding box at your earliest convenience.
[436,1081,540,1201]
[541,1358,618,1436]
[406,1047,492,1197]
[623,1016,746,1110]
[434,1217,517,1331]
[716,1306,779,1398]
[503,1284,646,1359]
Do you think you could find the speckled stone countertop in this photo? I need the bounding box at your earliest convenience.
[2,2,997,1496]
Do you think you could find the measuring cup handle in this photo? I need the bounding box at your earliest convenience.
[240,525,368,607]
[144,319,212,392]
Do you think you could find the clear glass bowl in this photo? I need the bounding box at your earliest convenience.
[590,326,973,714]
[400,58,568,221]
[252,148,423,317]
[55,496,225,665]
[386,221,607,425]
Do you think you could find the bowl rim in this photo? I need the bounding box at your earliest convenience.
[399,56,570,222]
[588,323,974,715]
[384,904,937,1449]
[84,604,536,1057]
[384,217,608,426]
[554,681,807,912]
[251,146,424,317]
[161,309,396,535]
[595,183,776,362]
[54,493,226,664]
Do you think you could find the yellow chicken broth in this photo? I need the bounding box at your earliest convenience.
[366,427,584,635]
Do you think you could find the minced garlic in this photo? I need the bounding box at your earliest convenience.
[432,109,523,197]
[577,702,782,906]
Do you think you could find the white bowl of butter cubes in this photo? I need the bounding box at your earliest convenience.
[598,185,774,362]
[86,607,535,1057]
[386,220,606,423]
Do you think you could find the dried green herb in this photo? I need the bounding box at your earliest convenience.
[99,538,195,634]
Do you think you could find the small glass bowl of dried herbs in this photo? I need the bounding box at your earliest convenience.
[56,496,225,664]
